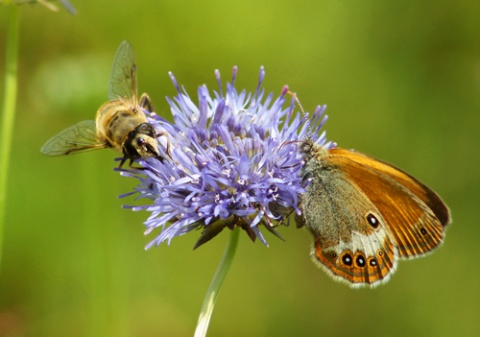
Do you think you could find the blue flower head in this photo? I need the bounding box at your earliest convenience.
[120,67,333,249]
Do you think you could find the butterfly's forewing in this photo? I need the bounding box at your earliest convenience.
[41,120,107,156]
[108,41,138,103]
[327,148,450,258]
[335,149,451,227]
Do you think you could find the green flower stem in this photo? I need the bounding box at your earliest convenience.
[0,3,20,270]
[194,227,240,337]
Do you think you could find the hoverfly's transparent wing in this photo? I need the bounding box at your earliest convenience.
[41,120,107,156]
[108,41,138,103]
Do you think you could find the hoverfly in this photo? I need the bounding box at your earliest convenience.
[41,41,169,167]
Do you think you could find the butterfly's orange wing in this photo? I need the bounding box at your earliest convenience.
[327,148,451,258]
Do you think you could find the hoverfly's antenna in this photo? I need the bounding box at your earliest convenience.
[287,90,305,114]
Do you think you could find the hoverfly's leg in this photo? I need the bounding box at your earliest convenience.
[128,159,138,169]
[126,159,147,170]
[139,93,155,113]
[118,156,145,170]
[118,157,127,168]
[156,131,171,158]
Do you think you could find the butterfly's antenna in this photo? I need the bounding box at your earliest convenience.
[278,139,300,150]
[287,91,321,142]
[287,90,305,114]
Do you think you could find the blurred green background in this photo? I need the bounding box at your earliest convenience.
[1,0,479,336]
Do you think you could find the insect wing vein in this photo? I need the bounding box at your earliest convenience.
[41,120,105,156]
[108,41,138,103]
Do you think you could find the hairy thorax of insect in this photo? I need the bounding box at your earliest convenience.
[96,100,147,151]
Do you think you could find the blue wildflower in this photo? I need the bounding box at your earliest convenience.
[120,67,332,249]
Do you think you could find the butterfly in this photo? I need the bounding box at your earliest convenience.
[295,140,451,287]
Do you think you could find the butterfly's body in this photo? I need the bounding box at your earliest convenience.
[297,141,451,287]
